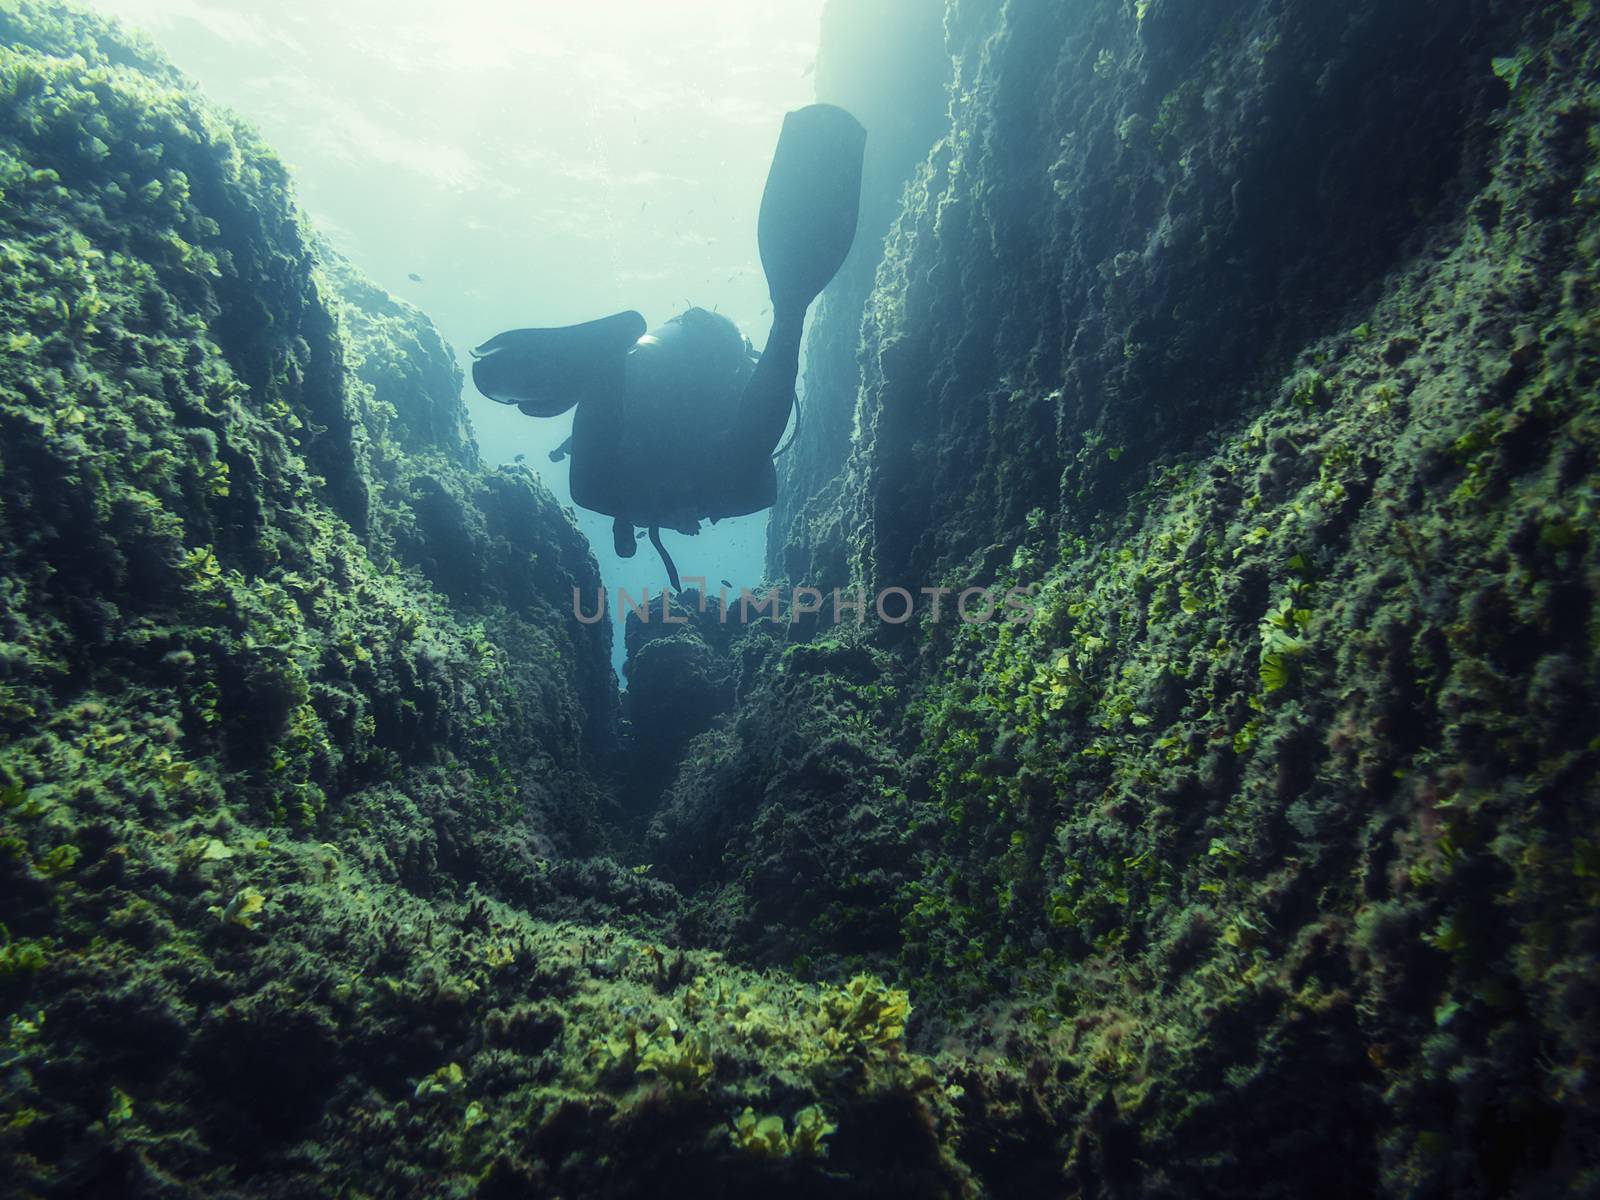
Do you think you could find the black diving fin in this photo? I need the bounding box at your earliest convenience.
[756,104,866,313]
[729,104,866,463]
[471,310,646,417]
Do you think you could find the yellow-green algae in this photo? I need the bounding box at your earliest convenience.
[0,2,968,1195]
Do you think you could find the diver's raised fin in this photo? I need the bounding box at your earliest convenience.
[471,310,646,418]
[757,104,865,314]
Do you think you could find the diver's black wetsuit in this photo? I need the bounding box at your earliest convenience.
[470,104,866,585]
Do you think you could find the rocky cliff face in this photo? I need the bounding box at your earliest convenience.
[767,0,949,587]
[0,1,617,884]
[0,7,984,1197]
[790,0,1527,590]
[651,0,1600,1195]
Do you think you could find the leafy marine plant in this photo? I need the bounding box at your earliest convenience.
[637,1027,715,1087]
[816,973,910,1056]
[1258,596,1312,692]
[1491,50,1532,93]
[729,1104,837,1159]
[0,925,50,989]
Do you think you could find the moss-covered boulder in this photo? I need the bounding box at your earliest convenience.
[655,1,1600,1196]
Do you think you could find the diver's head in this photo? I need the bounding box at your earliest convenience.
[624,308,755,417]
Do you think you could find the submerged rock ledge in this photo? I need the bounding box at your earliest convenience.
[1,1,1597,1198]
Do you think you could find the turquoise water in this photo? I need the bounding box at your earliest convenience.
[84,0,826,677]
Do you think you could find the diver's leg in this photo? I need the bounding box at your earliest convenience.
[569,363,627,515]
[729,105,865,462]
[729,304,805,459]
[470,312,642,519]
[613,517,636,558]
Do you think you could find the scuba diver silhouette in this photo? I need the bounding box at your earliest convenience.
[470,104,866,589]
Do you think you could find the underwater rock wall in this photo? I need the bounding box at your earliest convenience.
[0,7,989,1197]
[804,0,1522,588]
[617,589,738,818]
[0,5,712,1192]
[767,0,949,587]
[665,0,1600,1195]
[0,1,617,883]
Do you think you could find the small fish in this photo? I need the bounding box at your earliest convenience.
[720,579,732,589]
[407,272,424,283]
[513,453,526,463]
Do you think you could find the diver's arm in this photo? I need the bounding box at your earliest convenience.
[729,304,805,459]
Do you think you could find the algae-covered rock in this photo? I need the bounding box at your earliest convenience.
[653,0,1600,1196]
[0,0,615,873]
[768,0,950,588]
[645,625,919,976]
[0,4,974,1196]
